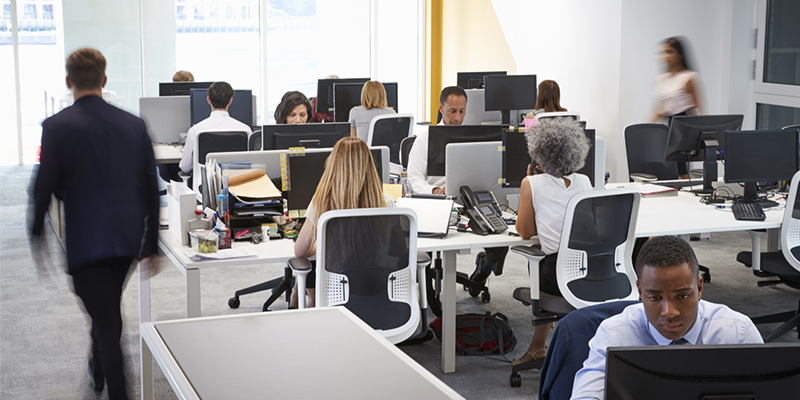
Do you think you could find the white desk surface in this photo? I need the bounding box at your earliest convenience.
[630,189,783,236]
[152,143,183,164]
[140,307,463,400]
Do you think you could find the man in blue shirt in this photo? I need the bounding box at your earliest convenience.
[570,236,762,400]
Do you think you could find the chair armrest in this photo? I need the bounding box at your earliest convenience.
[288,257,312,273]
[511,245,545,258]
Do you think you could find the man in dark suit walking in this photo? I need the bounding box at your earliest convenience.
[31,48,160,400]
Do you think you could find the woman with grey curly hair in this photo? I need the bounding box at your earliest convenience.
[512,117,593,366]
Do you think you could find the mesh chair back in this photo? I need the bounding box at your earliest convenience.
[367,114,414,165]
[197,131,249,165]
[781,171,800,272]
[624,123,679,181]
[316,208,420,344]
[400,136,416,170]
[557,187,640,308]
[248,131,262,151]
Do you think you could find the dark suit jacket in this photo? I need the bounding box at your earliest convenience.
[32,95,159,273]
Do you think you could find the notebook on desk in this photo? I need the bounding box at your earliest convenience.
[396,197,454,238]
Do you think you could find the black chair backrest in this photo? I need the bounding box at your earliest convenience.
[400,136,416,170]
[566,192,636,302]
[624,123,679,181]
[197,131,249,165]
[372,116,412,165]
[248,131,262,151]
[323,214,412,330]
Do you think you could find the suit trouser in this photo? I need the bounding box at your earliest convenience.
[72,257,133,400]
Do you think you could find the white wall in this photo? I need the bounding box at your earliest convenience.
[372,0,420,118]
[491,0,758,182]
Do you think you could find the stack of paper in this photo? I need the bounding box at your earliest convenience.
[637,184,679,198]
[224,169,284,218]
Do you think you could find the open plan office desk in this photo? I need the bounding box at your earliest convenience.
[140,307,464,400]
[152,143,183,164]
[149,226,536,374]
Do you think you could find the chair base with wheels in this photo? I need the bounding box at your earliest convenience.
[424,253,491,317]
[228,266,294,312]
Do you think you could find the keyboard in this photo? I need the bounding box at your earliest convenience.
[732,201,766,221]
[657,179,704,189]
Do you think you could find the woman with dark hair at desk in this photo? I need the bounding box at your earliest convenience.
[292,137,395,308]
[525,79,567,119]
[651,36,703,178]
[348,80,396,142]
[274,91,312,124]
[513,117,593,365]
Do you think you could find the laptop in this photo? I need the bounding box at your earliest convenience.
[396,197,454,238]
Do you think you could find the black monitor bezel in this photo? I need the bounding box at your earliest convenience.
[189,88,253,127]
[483,74,537,111]
[664,114,744,162]
[426,125,505,176]
[285,149,384,213]
[456,71,507,90]
[261,122,350,150]
[332,82,398,123]
[725,129,800,184]
[158,81,214,96]
[605,344,800,400]
[315,78,370,114]
[501,128,595,188]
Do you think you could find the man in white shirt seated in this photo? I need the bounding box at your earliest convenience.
[178,81,252,174]
[570,235,763,400]
[406,86,508,288]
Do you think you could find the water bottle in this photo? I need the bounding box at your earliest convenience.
[400,171,412,197]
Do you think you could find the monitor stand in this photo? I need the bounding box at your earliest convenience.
[742,182,779,209]
[696,140,718,196]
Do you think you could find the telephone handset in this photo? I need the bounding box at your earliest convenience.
[459,185,507,235]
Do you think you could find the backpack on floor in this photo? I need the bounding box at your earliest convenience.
[430,312,517,356]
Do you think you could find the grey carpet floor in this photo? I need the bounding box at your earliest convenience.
[1,165,798,399]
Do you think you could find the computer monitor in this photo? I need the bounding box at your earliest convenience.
[724,129,799,202]
[159,81,214,96]
[462,89,503,125]
[605,344,800,400]
[665,114,744,194]
[316,77,370,114]
[284,149,384,214]
[139,96,190,144]
[333,82,398,123]
[189,88,254,127]
[501,128,596,188]
[426,125,505,176]
[261,122,350,150]
[484,74,537,112]
[456,71,507,90]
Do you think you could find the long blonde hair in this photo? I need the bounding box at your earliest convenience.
[310,137,385,221]
[361,80,388,110]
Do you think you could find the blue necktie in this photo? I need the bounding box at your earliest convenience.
[669,338,689,345]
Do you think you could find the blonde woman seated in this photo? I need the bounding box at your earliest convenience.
[292,137,395,308]
[513,117,593,365]
[348,80,396,142]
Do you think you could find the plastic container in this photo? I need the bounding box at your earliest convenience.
[189,229,219,253]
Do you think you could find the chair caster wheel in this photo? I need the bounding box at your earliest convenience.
[228,297,240,308]
[481,291,491,303]
[510,373,522,387]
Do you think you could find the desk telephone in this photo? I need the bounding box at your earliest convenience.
[460,185,507,235]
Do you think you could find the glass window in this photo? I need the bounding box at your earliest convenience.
[23,4,36,20]
[42,4,53,20]
[756,103,800,129]
[763,0,800,85]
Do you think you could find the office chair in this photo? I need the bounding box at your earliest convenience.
[782,124,800,131]
[509,187,641,387]
[289,208,427,344]
[248,130,263,151]
[192,130,249,193]
[367,113,414,169]
[735,170,800,342]
[624,123,679,182]
[537,300,638,398]
[400,136,416,171]
[534,111,581,121]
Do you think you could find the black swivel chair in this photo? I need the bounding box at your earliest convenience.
[509,187,641,387]
[736,170,800,342]
[367,114,414,170]
[248,130,262,151]
[624,123,678,182]
[193,130,249,193]
[400,136,416,171]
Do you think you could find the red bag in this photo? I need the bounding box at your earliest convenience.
[430,312,517,356]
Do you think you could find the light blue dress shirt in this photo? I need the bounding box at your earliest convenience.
[570,300,763,400]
